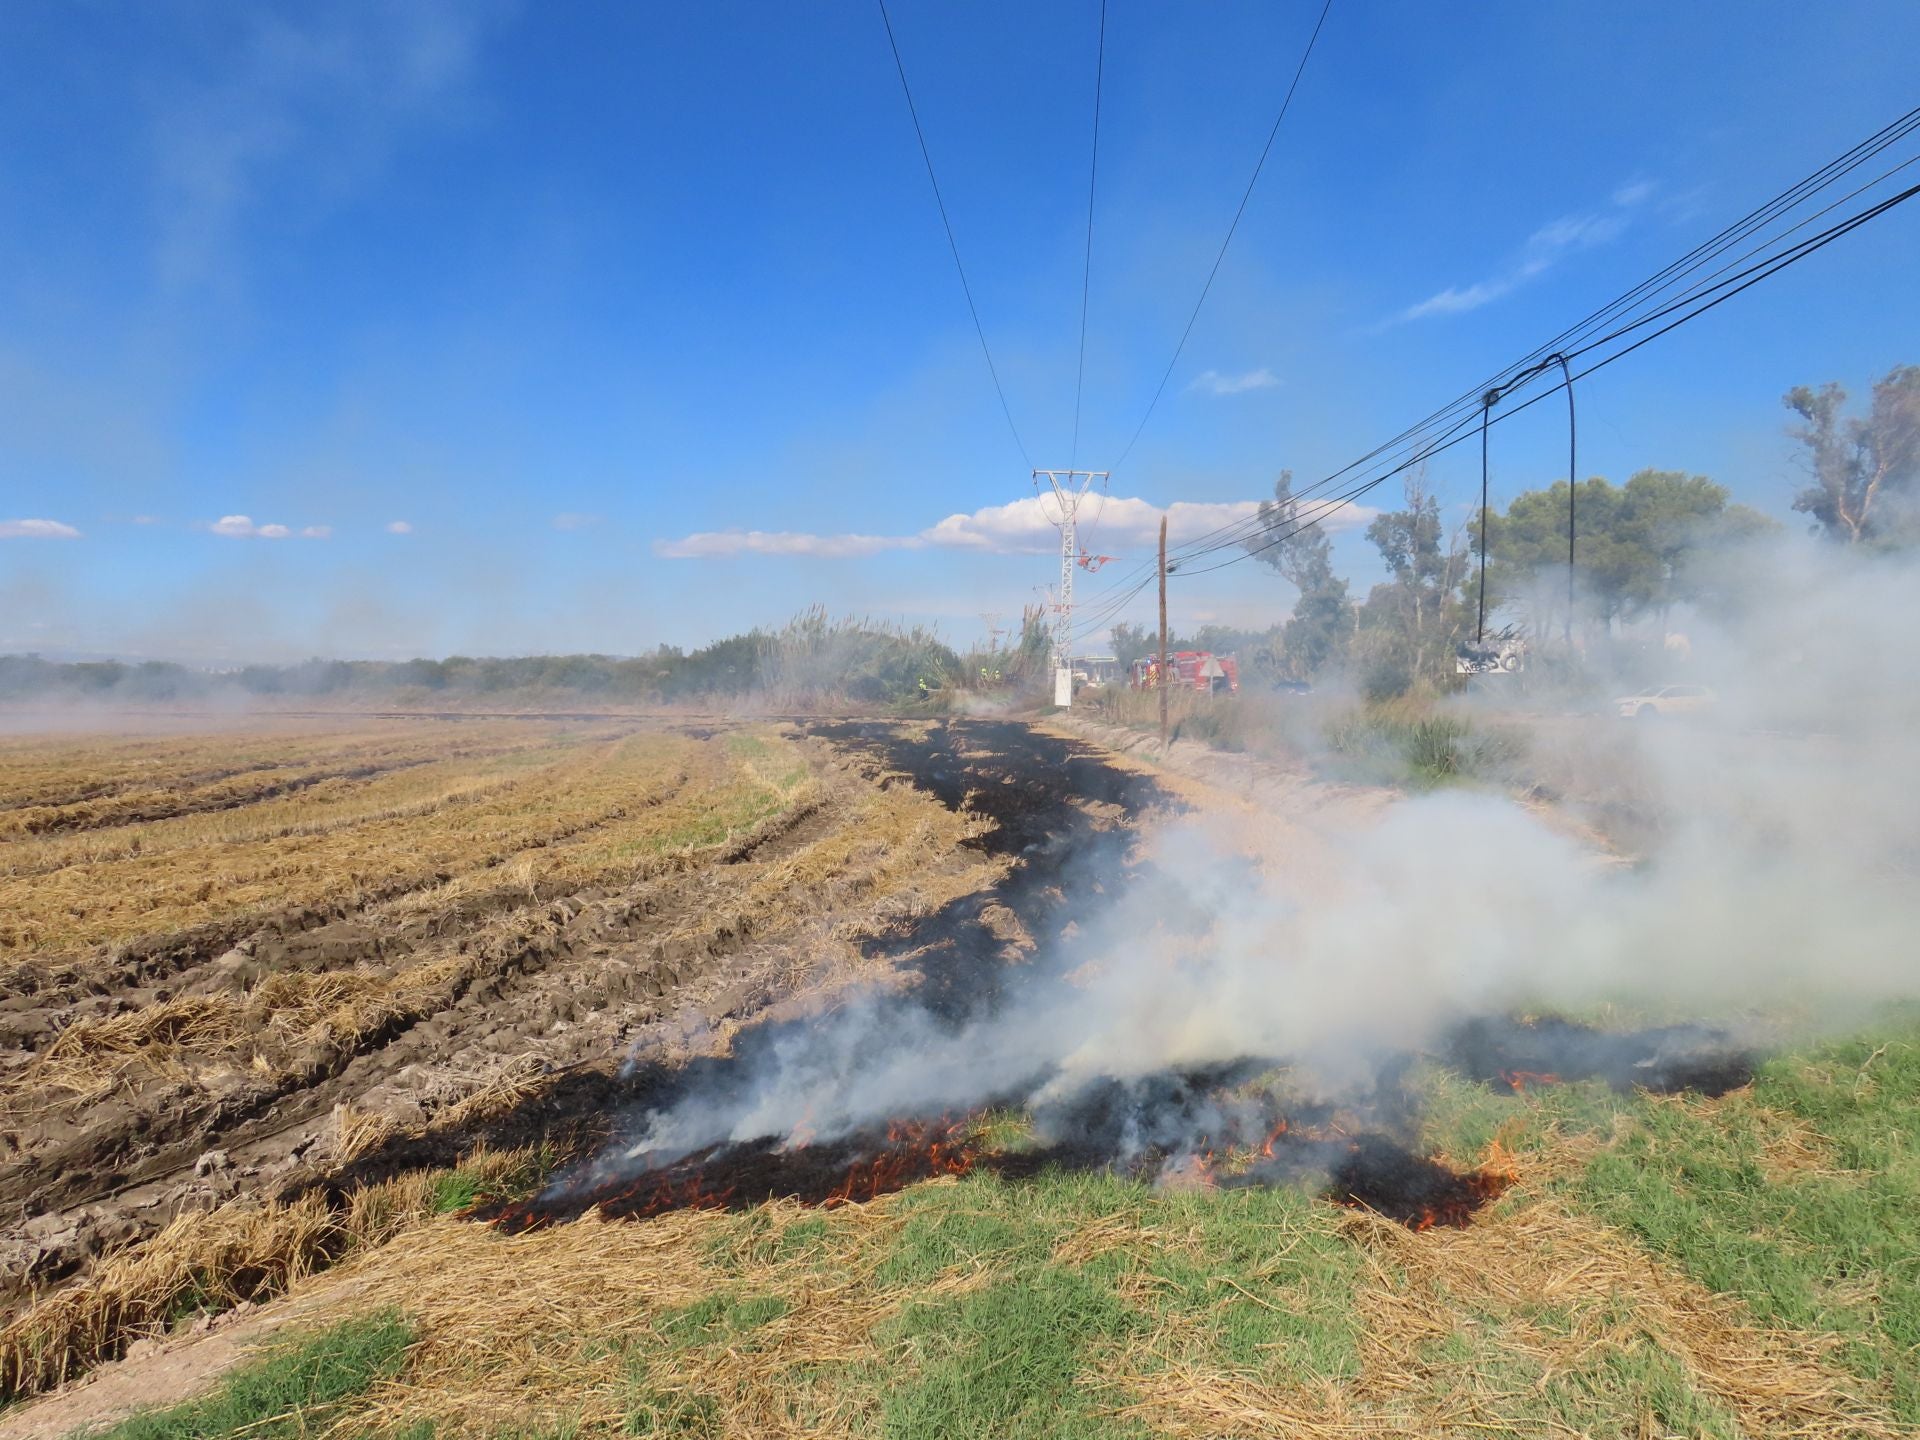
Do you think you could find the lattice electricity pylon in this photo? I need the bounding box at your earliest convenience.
[1032,470,1109,683]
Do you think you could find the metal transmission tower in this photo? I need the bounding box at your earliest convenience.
[1032,469,1108,707]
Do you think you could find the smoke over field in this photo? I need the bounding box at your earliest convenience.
[527,541,1920,1221]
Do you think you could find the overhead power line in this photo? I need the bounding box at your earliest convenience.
[1175,178,1920,578]
[1151,102,1920,571]
[1072,120,1920,637]
[1061,128,1920,621]
[1071,0,1108,468]
[1108,0,1337,477]
[876,0,1032,467]
[1070,571,1156,646]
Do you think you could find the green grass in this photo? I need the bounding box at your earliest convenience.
[864,1168,1366,1438]
[81,1017,1920,1437]
[1093,687,1526,789]
[88,1311,413,1440]
[879,1266,1145,1440]
[430,1147,557,1214]
[598,1166,1370,1440]
[1571,1027,1920,1421]
[1412,1299,1745,1439]
[1401,1011,1920,1424]
[617,777,795,857]
[654,1292,789,1350]
[623,1388,722,1437]
[1322,705,1524,788]
[1135,1184,1367,1381]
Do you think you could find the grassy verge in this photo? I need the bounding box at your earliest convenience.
[1576,1029,1920,1420]
[1408,1008,1920,1426]
[315,1021,1915,1436]
[17,1020,1919,1435]
[1089,687,1523,788]
[93,1310,414,1440]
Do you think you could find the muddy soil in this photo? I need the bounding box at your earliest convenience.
[0,719,1169,1340]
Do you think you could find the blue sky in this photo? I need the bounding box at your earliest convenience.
[2,0,1917,661]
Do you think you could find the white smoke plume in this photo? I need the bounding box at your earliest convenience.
[587,536,1920,1177]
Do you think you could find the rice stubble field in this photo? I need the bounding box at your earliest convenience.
[0,715,1915,1438]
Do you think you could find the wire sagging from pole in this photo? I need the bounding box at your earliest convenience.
[1109,0,1336,477]
[1552,353,1575,649]
[1476,393,1493,644]
[876,0,1032,468]
[1071,0,1107,468]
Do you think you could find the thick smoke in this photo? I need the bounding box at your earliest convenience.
[586,536,1920,1180]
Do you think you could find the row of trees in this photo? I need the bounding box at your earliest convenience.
[0,612,968,708]
[1158,366,1918,698]
[1235,466,1779,696]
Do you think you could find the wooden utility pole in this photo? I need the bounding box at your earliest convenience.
[1157,515,1169,756]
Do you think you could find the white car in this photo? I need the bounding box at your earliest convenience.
[1615,683,1715,719]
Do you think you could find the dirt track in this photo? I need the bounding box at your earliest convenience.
[0,716,1173,1403]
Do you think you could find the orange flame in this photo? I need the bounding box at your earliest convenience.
[1259,1119,1290,1158]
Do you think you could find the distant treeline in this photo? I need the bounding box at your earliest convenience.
[0,608,1042,707]
[0,652,719,702]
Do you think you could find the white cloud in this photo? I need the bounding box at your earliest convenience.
[1400,278,1514,320]
[385,520,413,535]
[655,530,910,560]
[922,495,1293,554]
[1187,367,1281,396]
[655,493,1375,561]
[1394,180,1652,324]
[551,512,599,531]
[0,518,81,540]
[209,514,292,539]
[300,525,332,539]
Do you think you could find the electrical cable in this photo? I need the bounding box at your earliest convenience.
[1070,565,1155,636]
[1153,107,1920,567]
[1071,0,1107,468]
[1107,0,1336,477]
[1552,352,1575,647]
[1172,177,1920,578]
[1476,394,1492,643]
[876,0,1032,467]
[1069,570,1157,645]
[1171,169,1920,574]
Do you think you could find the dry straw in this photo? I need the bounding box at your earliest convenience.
[0,1153,543,1401]
[340,1199,912,1436]
[1098,1192,1899,1440]
[0,1195,342,1397]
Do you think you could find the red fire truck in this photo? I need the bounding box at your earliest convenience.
[1127,651,1240,694]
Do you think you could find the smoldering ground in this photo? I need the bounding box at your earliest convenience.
[532,538,1920,1209]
